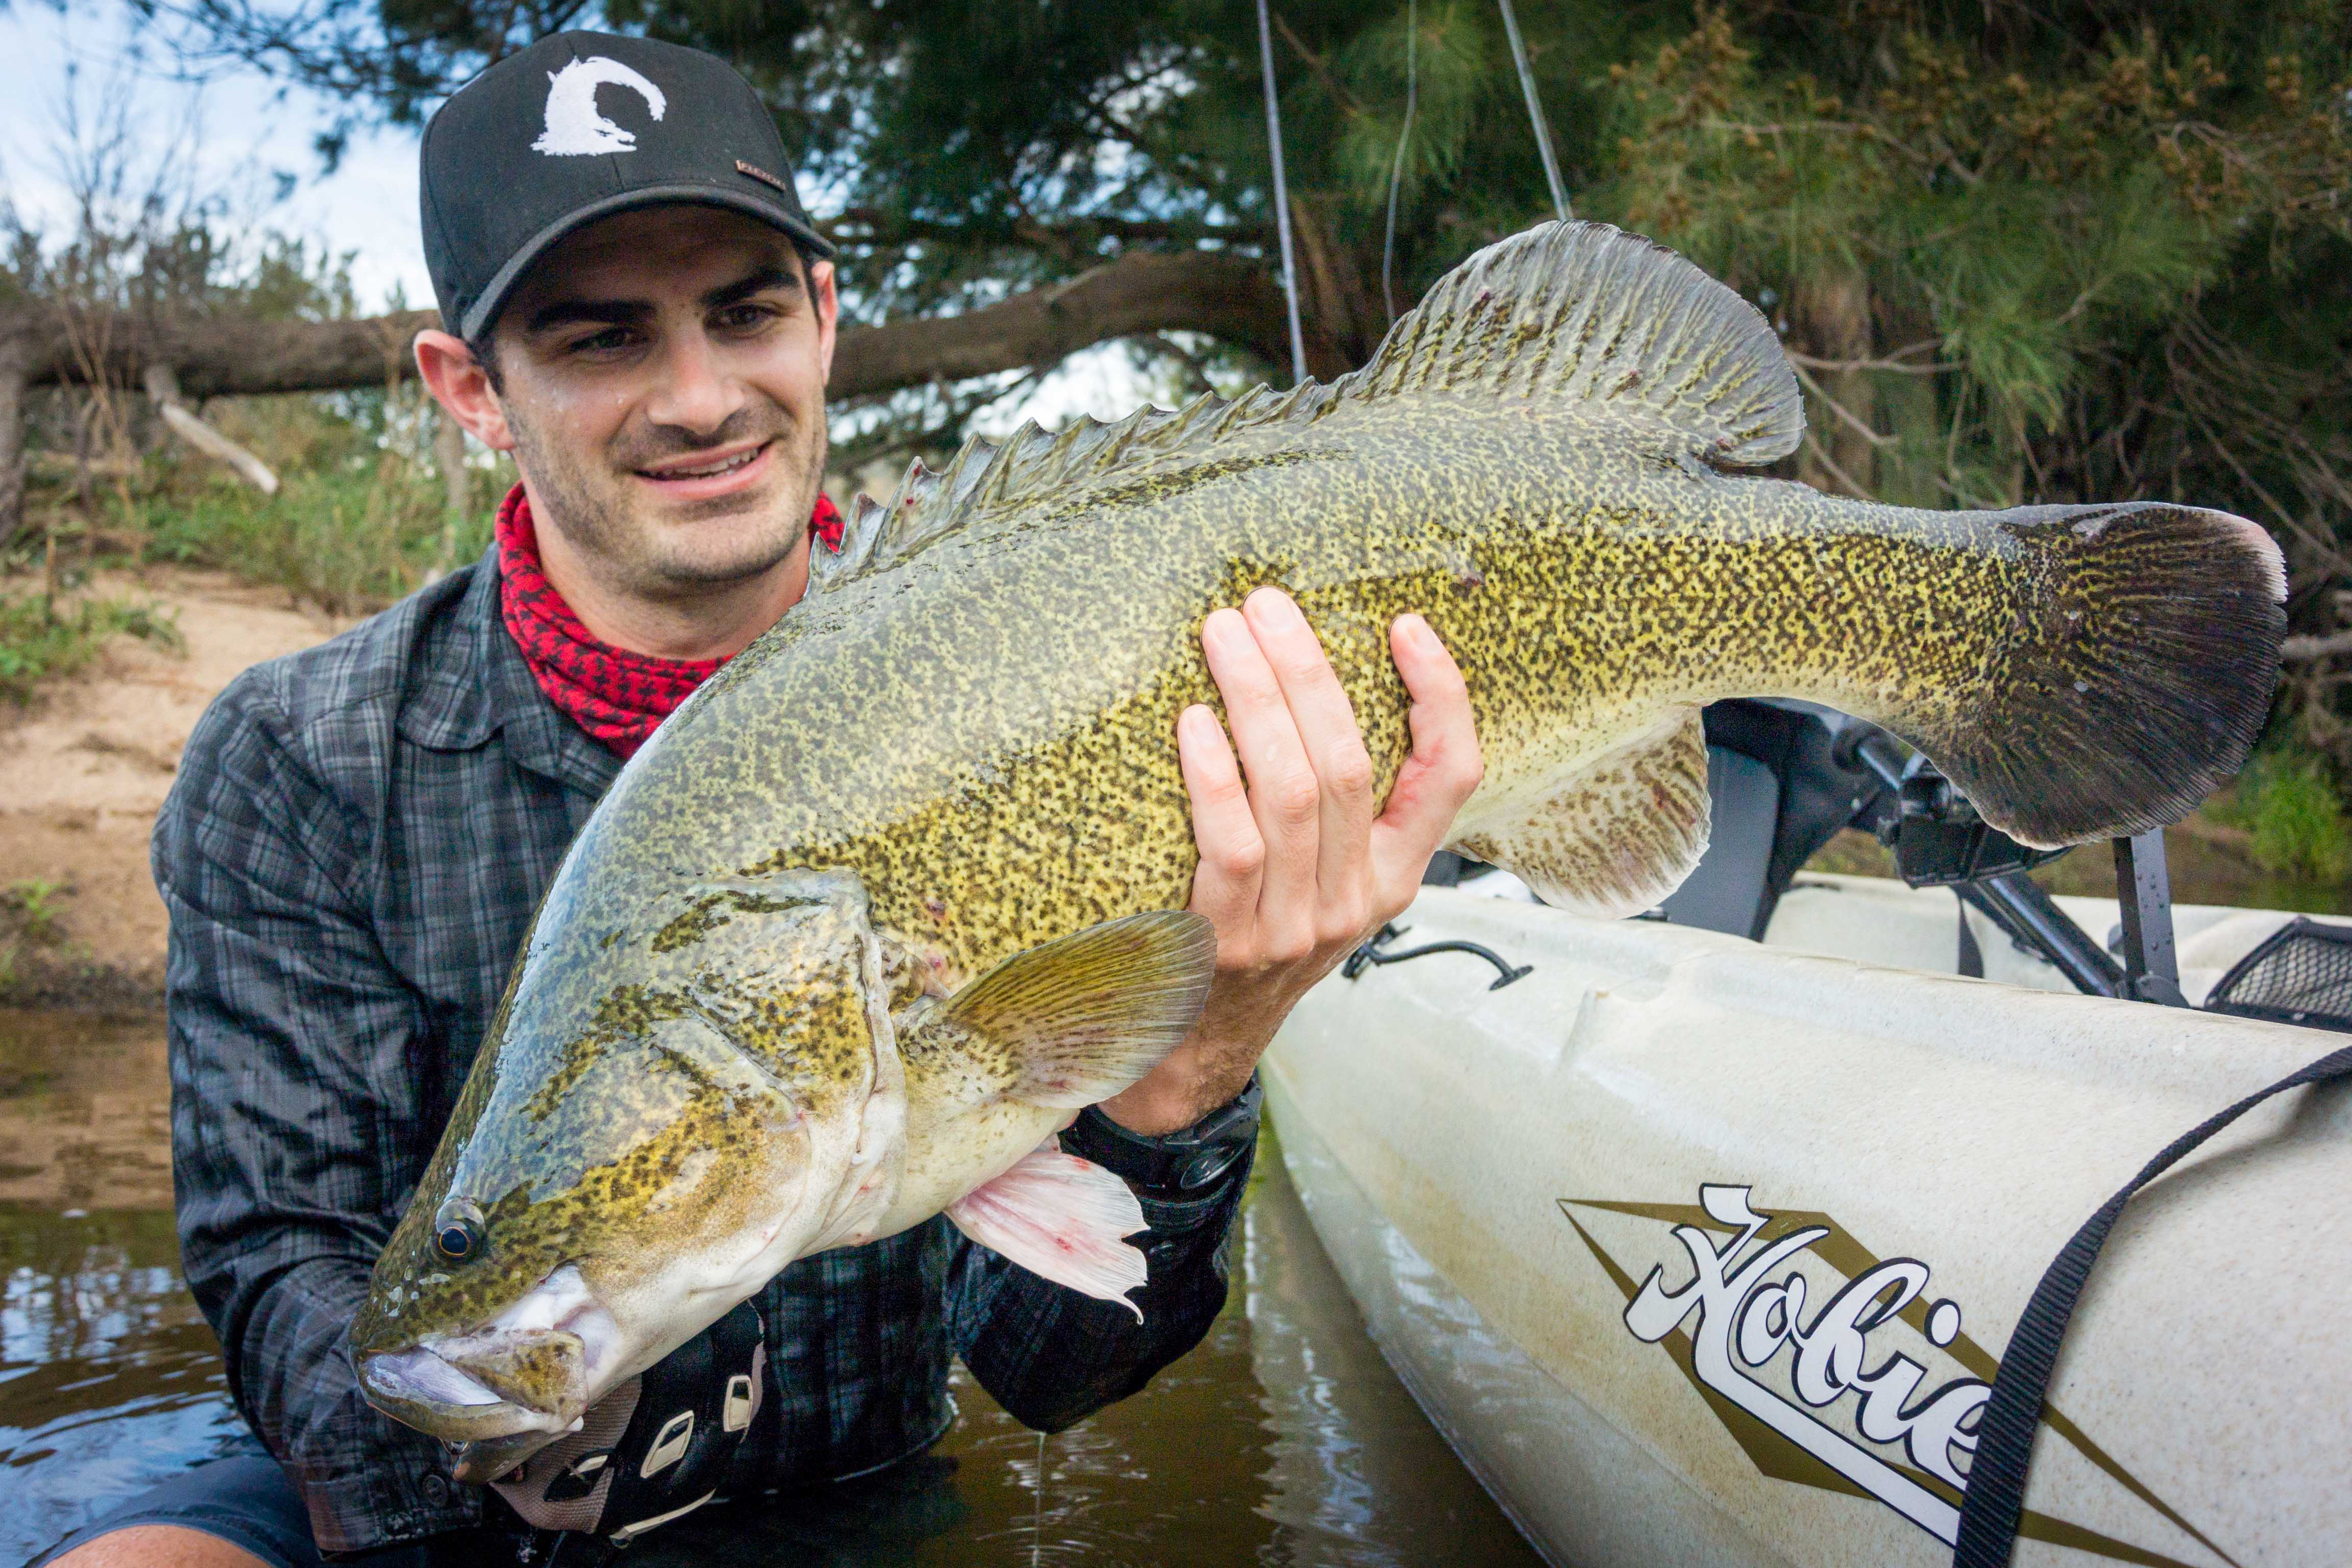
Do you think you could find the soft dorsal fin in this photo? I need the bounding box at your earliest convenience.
[802,220,1801,596]
[1345,220,1803,466]
[1452,707,1713,918]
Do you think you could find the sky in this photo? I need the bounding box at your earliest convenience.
[0,1,1153,430]
[0,2,434,309]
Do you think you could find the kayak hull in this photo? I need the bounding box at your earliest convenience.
[1265,886,2352,1568]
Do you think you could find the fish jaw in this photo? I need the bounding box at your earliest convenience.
[360,1345,573,1444]
[355,1157,842,1444]
[358,1263,620,1442]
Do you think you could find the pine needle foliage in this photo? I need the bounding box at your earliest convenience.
[163,1,2352,766]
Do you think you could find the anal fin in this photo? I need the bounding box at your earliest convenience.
[1453,709,1711,918]
[945,1146,1149,1319]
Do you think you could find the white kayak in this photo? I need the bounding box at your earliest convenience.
[1264,875,2352,1568]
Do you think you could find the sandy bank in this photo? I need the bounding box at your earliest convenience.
[0,572,349,1004]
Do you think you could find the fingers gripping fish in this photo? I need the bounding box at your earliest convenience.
[351,222,2284,1463]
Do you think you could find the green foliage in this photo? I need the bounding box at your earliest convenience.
[139,0,2352,794]
[134,390,503,614]
[168,2,2352,478]
[139,464,491,614]
[1594,5,2350,500]
[1332,3,1500,210]
[0,590,182,705]
[2213,745,2352,881]
[2,881,68,946]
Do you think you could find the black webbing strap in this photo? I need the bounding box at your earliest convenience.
[1952,1039,2352,1567]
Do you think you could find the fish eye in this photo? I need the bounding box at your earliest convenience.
[433,1197,486,1262]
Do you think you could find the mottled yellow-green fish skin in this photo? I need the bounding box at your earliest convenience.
[353,220,2283,1447]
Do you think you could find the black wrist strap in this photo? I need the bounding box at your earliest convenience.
[1952,1039,2352,1568]
[1061,1076,1262,1196]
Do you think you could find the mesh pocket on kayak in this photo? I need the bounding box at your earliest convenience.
[2204,917,2352,1033]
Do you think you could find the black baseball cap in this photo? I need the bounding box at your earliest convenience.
[420,31,835,341]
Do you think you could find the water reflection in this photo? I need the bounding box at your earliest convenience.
[0,1010,174,1210]
[1247,1144,1540,1565]
[0,1008,1540,1566]
[0,1204,247,1561]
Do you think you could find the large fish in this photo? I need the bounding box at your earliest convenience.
[351,221,2283,1462]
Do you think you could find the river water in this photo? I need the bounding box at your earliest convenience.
[0,1007,1544,1566]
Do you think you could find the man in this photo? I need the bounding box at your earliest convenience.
[44,31,1481,1568]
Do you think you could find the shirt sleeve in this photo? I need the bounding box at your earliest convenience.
[154,674,479,1553]
[941,1092,1258,1433]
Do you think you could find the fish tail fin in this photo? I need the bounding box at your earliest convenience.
[1915,501,2284,848]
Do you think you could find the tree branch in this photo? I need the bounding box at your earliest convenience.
[6,248,1321,409]
[830,249,1312,397]
[829,207,1270,252]
[2283,630,2352,663]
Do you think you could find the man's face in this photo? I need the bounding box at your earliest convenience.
[486,204,837,599]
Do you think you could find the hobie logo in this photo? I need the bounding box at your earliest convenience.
[1622,1185,1983,1536]
[1562,1186,2240,1568]
[533,57,667,157]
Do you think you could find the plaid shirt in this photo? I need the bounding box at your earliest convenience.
[153,550,1251,1555]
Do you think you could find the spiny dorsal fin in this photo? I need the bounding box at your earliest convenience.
[1346,220,1802,467]
[808,491,889,594]
[801,221,1799,597]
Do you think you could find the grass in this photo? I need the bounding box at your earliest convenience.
[0,590,183,704]
[9,386,502,623]
[0,879,72,1004]
[3,880,68,944]
[2207,745,2352,883]
[139,463,495,616]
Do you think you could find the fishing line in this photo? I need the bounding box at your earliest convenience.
[1030,1428,1048,1568]
[1254,0,1310,384]
[1381,0,1420,324]
[1494,0,1572,221]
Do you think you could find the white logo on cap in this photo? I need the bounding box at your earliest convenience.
[532,57,667,156]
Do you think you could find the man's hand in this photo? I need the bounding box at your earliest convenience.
[488,1301,765,1540]
[1099,587,1483,1136]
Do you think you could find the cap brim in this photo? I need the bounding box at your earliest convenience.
[458,185,837,341]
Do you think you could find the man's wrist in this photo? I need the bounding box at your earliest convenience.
[1061,1076,1261,1197]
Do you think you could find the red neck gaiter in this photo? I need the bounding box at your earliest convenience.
[496,483,844,759]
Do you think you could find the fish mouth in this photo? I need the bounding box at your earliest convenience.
[358,1264,624,1442]
[360,1343,573,1442]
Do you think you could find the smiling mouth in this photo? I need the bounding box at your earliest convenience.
[638,441,769,481]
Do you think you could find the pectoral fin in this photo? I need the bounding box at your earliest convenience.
[945,1145,1149,1319]
[902,910,1217,1114]
[1453,708,1711,918]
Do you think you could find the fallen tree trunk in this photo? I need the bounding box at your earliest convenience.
[9,247,1320,407]
[825,248,1326,398]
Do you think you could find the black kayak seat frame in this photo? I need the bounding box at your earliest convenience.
[1668,698,2352,1023]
